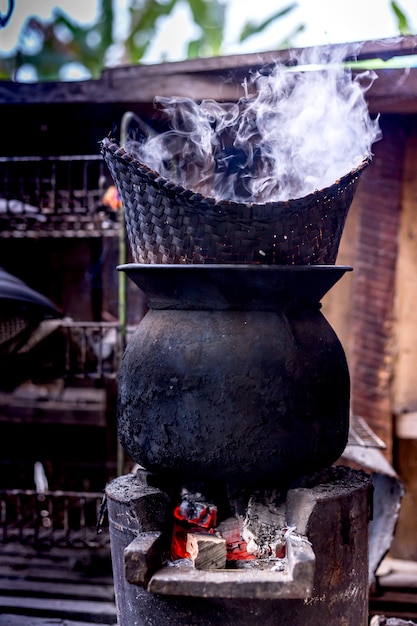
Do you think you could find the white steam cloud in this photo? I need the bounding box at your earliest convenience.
[125,47,381,203]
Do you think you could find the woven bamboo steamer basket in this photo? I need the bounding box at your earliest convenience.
[101,136,369,265]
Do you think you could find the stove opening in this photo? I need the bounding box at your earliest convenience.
[169,486,292,570]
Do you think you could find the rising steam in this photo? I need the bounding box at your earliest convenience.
[125,47,381,203]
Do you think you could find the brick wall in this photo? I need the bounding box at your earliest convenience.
[350,115,406,461]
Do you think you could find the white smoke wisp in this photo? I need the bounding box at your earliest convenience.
[126,47,382,204]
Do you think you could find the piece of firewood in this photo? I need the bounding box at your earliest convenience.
[185,532,227,570]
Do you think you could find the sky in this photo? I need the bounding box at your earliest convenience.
[0,0,416,71]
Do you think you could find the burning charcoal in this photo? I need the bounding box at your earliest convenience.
[216,516,256,562]
[170,490,218,561]
[179,498,216,527]
[177,492,217,528]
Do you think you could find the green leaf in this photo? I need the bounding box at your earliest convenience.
[277,23,305,50]
[239,2,298,42]
[391,1,413,35]
[124,0,178,63]
[184,0,225,57]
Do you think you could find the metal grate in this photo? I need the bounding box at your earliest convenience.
[348,414,387,449]
[62,320,127,381]
[0,318,135,381]
[0,155,119,237]
[0,489,109,548]
[62,320,135,380]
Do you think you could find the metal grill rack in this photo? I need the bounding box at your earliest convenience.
[60,320,135,381]
[0,155,119,237]
[0,489,116,624]
[61,320,131,381]
[0,489,109,548]
[0,318,134,382]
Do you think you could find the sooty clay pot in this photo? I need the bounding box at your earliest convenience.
[117,264,351,489]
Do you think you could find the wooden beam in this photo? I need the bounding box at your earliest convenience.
[1,37,417,112]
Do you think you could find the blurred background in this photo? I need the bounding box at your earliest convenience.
[0,0,416,82]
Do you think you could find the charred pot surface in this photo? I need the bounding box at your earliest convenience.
[117,265,351,489]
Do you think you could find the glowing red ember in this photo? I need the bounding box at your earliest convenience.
[216,516,256,561]
[171,497,217,560]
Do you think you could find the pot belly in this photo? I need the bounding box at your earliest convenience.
[118,308,349,488]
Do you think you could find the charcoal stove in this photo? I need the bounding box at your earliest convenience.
[105,262,373,626]
[101,61,378,621]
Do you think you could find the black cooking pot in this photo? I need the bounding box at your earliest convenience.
[117,264,351,489]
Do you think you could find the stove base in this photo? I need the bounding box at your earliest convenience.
[105,466,372,626]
